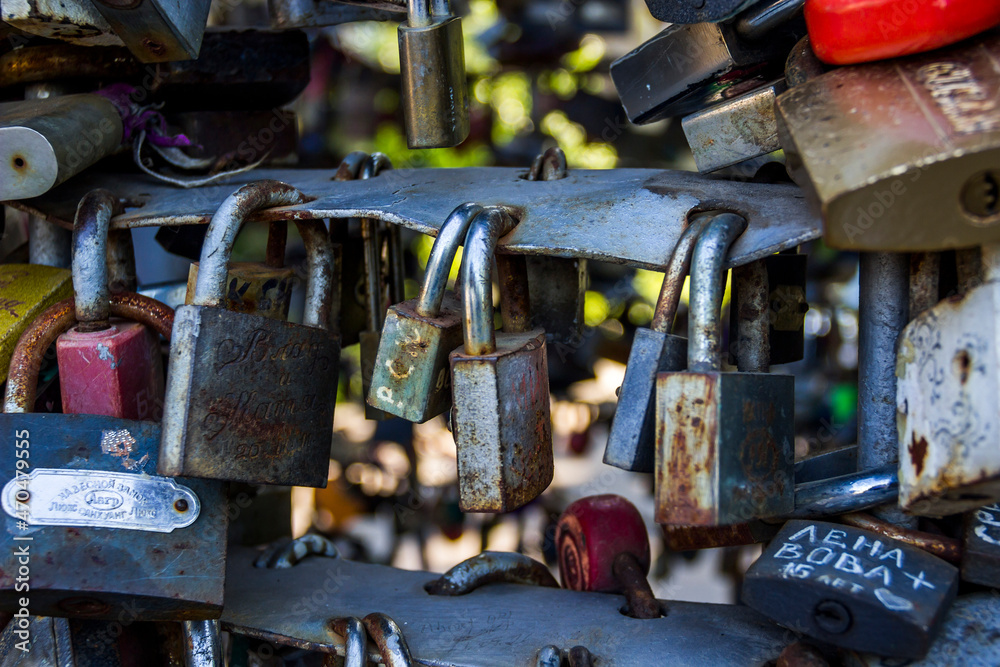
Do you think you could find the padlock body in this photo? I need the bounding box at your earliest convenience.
[777,35,1000,251]
[159,305,339,487]
[398,16,470,149]
[368,293,464,423]
[742,520,958,658]
[359,329,390,421]
[962,504,1000,588]
[605,328,686,472]
[186,261,295,322]
[897,280,1000,516]
[57,320,164,421]
[0,413,227,620]
[0,265,72,384]
[656,371,794,525]
[450,329,553,512]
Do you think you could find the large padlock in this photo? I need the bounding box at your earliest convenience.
[742,519,959,658]
[367,202,483,422]
[896,244,1000,516]
[604,214,711,472]
[0,264,72,385]
[57,190,165,421]
[159,180,339,488]
[185,219,295,322]
[961,502,1000,588]
[776,34,1000,251]
[0,294,228,620]
[398,0,470,148]
[656,212,795,526]
[449,207,553,512]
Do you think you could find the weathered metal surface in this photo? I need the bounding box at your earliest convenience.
[657,213,795,526]
[90,0,210,62]
[848,593,1000,666]
[789,465,899,519]
[159,182,339,488]
[269,0,405,27]
[729,251,808,367]
[777,35,1000,251]
[910,252,941,319]
[605,217,710,473]
[794,446,858,484]
[0,0,123,46]
[0,265,72,384]
[743,520,959,659]
[961,503,1000,587]
[424,552,559,596]
[183,620,222,667]
[0,413,227,620]
[662,522,780,551]
[611,22,798,123]
[896,277,1000,516]
[838,513,961,564]
[398,2,469,148]
[0,95,123,200]
[363,613,414,667]
[734,259,771,373]
[69,189,119,329]
[184,262,295,322]
[0,43,137,87]
[450,209,552,513]
[330,617,368,667]
[641,0,756,23]
[776,642,828,667]
[221,546,791,665]
[7,168,822,272]
[612,552,661,620]
[254,534,341,569]
[682,80,788,174]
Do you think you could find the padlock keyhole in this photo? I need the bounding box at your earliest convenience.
[813,599,852,634]
[961,169,1000,223]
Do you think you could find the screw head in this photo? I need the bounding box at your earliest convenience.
[813,599,852,634]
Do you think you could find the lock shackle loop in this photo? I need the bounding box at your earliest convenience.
[330,617,368,667]
[333,151,370,181]
[4,293,174,414]
[362,152,393,180]
[461,207,518,355]
[362,613,413,667]
[417,202,484,317]
[687,212,747,372]
[71,189,125,332]
[407,0,432,27]
[193,180,336,329]
[650,213,713,334]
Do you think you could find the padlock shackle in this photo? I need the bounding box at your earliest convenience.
[361,153,395,331]
[192,180,336,329]
[688,212,747,372]
[461,207,518,355]
[362,152,393,180]
[407,0,432,27]
[71,189,123,332]
[333,151,370,181]
[4,293,173,414]
[650,213,713,334]
[417,202,484,317]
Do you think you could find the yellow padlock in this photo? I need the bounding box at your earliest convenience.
[0,264,73,383]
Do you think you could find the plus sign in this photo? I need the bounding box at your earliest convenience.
[905,571,936,591]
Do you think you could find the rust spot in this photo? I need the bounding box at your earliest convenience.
[954,349,972,384]
[11,155,26,171]
[142,38,167,57]
[909,434,929,477]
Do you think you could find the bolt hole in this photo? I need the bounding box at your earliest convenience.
[174,499,189,512]
[142,38,167,56]
[961,170,1000,225]
[12,156,25,170]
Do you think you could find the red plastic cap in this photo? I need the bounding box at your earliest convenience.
[556,494,650,593]
[805,0,1000,65]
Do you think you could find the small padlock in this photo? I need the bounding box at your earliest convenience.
[604,214,711,472]
[776,34,1000,251]
[0,264,72,385]
[656,212,796,526]
[0,294,228,620]
[185,220,295,322]
[896,244,1000,516]
[449,207,553,513]
[398,0,470,148]
[56,190,165,421]
[742,519,959,659]
[367,202,483,422]
[961,502,1000,588]
[159,180,339,488]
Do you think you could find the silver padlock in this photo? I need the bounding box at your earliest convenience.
[398,0,470,148]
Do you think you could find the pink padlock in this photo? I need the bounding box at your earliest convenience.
[56,190,165,421]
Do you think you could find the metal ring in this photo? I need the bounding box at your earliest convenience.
[362,613,413,667]
[330,617,369,667]
[650,213,713,334]
[71,189,120,331]
[424,551,559,595]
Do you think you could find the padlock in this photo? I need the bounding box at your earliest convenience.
[604,214,711,472]
[961,502,1000,588]
[159,180,339,488]
[185,220,295,322]
[398,0,470,148]
[728,250,808,367]
[56,190,164,421]
[0,294,228,620]
[610,18,804,123]
[776,34,1000,251]
[742,519,959,658]
[681,79,788,174]
[805,0,1000,66]
[656,212,796,526]
[896,244,1000,516]
[449,207,553,513]
[557,495,661,619]
[0,264,72,384]
[367,202,483,422]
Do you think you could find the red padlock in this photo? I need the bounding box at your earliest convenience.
[56,190,165,421]
[805,0,1000,65]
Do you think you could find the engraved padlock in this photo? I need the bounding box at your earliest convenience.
[398,0,470,148]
